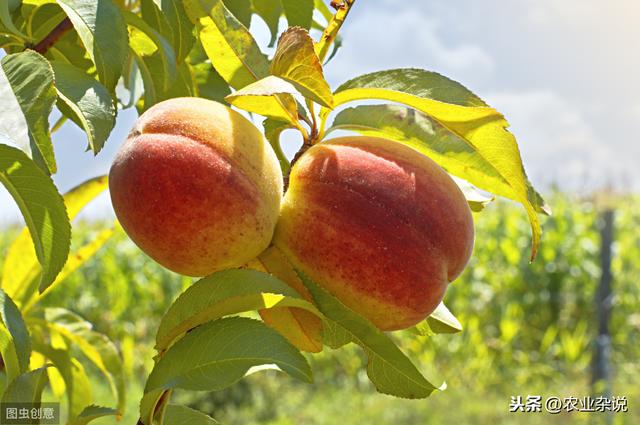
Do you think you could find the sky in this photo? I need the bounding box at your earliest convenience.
[2,0,640,225]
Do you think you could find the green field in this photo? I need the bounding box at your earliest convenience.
[1,193,637,424]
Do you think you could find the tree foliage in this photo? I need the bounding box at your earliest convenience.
[0,0,549,423]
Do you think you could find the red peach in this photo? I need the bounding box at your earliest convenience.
[109,98,282,276]
[274,136,474,330]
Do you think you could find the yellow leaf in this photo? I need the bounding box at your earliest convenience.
[270,27,333,108]
[225,75,299,123]
[22,226,115,312]
[184,0,269,89]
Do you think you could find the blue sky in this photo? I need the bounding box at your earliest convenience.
[2,0,639,224]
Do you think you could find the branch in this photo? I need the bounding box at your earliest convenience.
[315,0,355,63]
[29,17,72,54]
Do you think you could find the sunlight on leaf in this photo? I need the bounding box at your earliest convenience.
[184,0,269,89]
[270,26,333,108]
[225,75,299,123]
[146,317,312,392]
[155,268,322,351]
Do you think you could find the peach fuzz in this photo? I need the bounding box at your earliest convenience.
[109,97,283,276]
[274,136,474,331]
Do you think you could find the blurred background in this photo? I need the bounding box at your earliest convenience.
[1,0,639,423]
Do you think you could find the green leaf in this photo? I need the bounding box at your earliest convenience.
[185,39,229,102]
[141,0,172,37]
[410,302,463,336]
[263,118,292,174]
[51,61,115,154]
[0,143,70,294]
[146,317,312,392]
[130,49,159,110]
[27,4,67,46]
[157,0,195,63]
[0,0,27,39]
[190,60,230,103]
[270,26,333,108]
[0,324,21,385]
[252,0,281,46]
[57,0,128,91]
[155,268,322,351]
[35,343,93,419]
[325,69,549,259]
[427,302,463,333]
[124,9,177,93]
[122,54,144,108]
[7,0,19,13]
[184,0,269,89]
[0,289,31,378]
[225,75,299,123]
[298,271,441,399]
[282,0,312,29]
[47,35,95,75]
[164,405,220,425]
[69,405,118,425]
[1,367,49,404]
[134,52,194,111]
[138,389,165,425]
[140,0,196,79]
[321,318,352,349]
[222,0,251,28]
[1,175,106,302]
[1,50,57,173]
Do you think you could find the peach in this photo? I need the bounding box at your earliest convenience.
[109,98,283,276]
[274,136,474,331]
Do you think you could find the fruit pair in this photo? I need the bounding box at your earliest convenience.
[109,98,474,333]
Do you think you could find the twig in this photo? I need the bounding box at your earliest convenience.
[28,17,72,54]
[298,112,313,128]
[315,0,355,63]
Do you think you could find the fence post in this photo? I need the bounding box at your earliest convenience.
[592,209,614,411]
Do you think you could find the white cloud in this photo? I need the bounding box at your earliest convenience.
[325,6,494,86]
[487,91,623,190]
